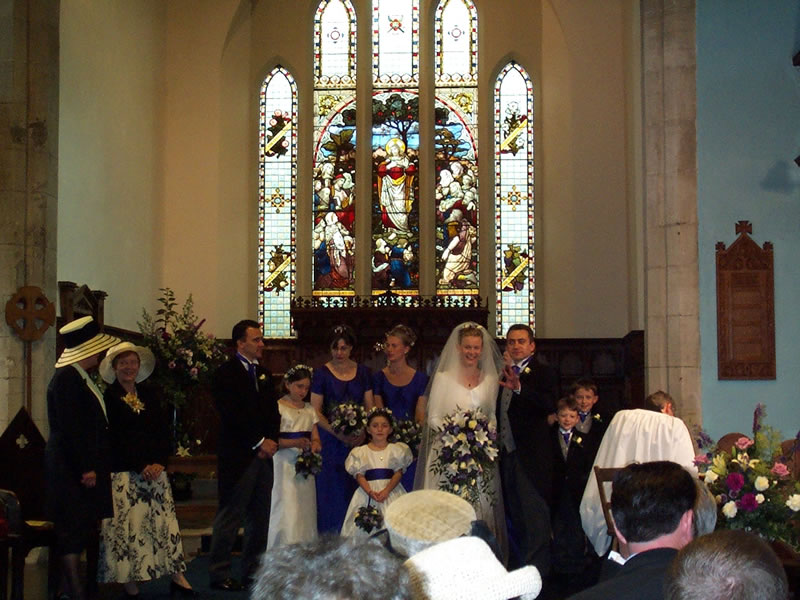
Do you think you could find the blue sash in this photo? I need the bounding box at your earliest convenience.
[280,431,311,439]
[365,468,394,481]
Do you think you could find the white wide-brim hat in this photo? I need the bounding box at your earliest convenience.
[55,316,120,368]
[404,536,542,600]
[384,490,476,558]
[99,341,156,383]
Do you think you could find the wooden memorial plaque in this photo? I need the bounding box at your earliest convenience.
[715,221,775,379]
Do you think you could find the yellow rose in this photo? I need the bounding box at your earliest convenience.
[754,476,769,491]
[468,419,477,429]
[721,501,737,519]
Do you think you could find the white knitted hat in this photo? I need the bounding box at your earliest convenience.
[384,490,476,558]
[404,536,542,600]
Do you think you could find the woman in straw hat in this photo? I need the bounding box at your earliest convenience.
[45,316,120,600]
[96,342,198,598]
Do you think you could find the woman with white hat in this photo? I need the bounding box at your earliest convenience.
[96,342,198,598]
[45,316,120,600]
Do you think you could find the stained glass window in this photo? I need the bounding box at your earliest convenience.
[435,0,478,300]
[372,0,419,88]
[372,0,420,296]
[258,66,297,338]
[313,0,357,300]
[494,62,535,335]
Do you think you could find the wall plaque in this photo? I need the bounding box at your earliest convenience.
[715,221,775,379]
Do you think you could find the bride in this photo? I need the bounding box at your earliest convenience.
[415,322,507,554]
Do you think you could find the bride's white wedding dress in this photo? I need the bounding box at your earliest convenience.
[416,324,507,554]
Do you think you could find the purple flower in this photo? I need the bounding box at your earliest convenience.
[695,430,715,450]
[752,403,765,434]
[726,472,745,492]
[737,493,759,512]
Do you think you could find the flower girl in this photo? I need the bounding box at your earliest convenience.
[340,408,412,536]
[267,365,322,549]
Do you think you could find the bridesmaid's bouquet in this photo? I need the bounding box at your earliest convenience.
[430,407,499,505]
[355,501,384,533]
[391,419,422,457]
[329,403,367,437]
[294,448,322,479]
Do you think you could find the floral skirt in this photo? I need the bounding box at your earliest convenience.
[98,471,186,583]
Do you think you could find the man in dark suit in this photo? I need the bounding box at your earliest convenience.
[498,324,558,575]
[568,461,697,600]
[46,316,120,600]
[208,320,281,591]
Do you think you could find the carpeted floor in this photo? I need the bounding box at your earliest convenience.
[100,555,251,600]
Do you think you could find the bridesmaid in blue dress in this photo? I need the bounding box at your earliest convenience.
[310,324,374,533]
[372,324,428,491]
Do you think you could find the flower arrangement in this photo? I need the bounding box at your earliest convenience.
[694,404,800,553]
[430,407,499,505]
[354,501,384,533]
[329,402,367,438]
[139,288,227,452]
[391,419,422,457]
[295,448,323,479]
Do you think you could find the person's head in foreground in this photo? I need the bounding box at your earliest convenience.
[664,529,788,600]
[251,535,411,600]
[405,536,541,600]
[611,461,696,552]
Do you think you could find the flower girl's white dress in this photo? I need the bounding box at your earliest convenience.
[267,401,319,549]
[340,442,412,537]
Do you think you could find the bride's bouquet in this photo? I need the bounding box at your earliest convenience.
[430,407,499,505]
[328,402,367,437]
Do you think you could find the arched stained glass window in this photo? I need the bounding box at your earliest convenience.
[434,0,478,301]
[258,66,297,338]
[371,0,420,296]
[313,0,357,302]
[494,62,535,335]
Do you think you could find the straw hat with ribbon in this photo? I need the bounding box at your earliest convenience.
[55,316,120,368]
[99,342,156,384]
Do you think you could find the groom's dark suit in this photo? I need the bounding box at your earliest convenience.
[209,356,280,584]
[498,353,558,573]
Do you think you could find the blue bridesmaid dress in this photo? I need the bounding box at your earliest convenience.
[311,364,373,533]
[372,369,428,491]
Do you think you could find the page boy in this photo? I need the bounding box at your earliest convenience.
[571,378,608,464]
[551,395,599,594]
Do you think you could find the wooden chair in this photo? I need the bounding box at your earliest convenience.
[716,432,748,455]
[593,466,621,550]
[0,409,57,600]
[780,438,800,479]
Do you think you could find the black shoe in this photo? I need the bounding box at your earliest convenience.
[171,580,201,598]
[209,577,243,592]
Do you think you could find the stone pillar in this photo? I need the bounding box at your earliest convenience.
[0,0,59,434]
[641,0,701,428]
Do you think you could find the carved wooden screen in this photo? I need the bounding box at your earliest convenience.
[715,221,775,380]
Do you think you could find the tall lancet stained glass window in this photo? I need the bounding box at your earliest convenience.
[313,0,357,301]
[371,0,420,296]
[434,0,478,301]
[494,62,535,335]
[258,66,297,338]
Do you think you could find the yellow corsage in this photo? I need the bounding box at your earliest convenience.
[122,392,145,414]
[593,413,603,422]
[523,367,531,375]
[574,436,583,446]
[259,373,267,381]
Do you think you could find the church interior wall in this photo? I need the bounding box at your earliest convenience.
[696,0,800,440]
[56,0,639,339]
[58,0,166,331]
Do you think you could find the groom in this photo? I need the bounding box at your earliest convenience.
[498,324,558,575]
